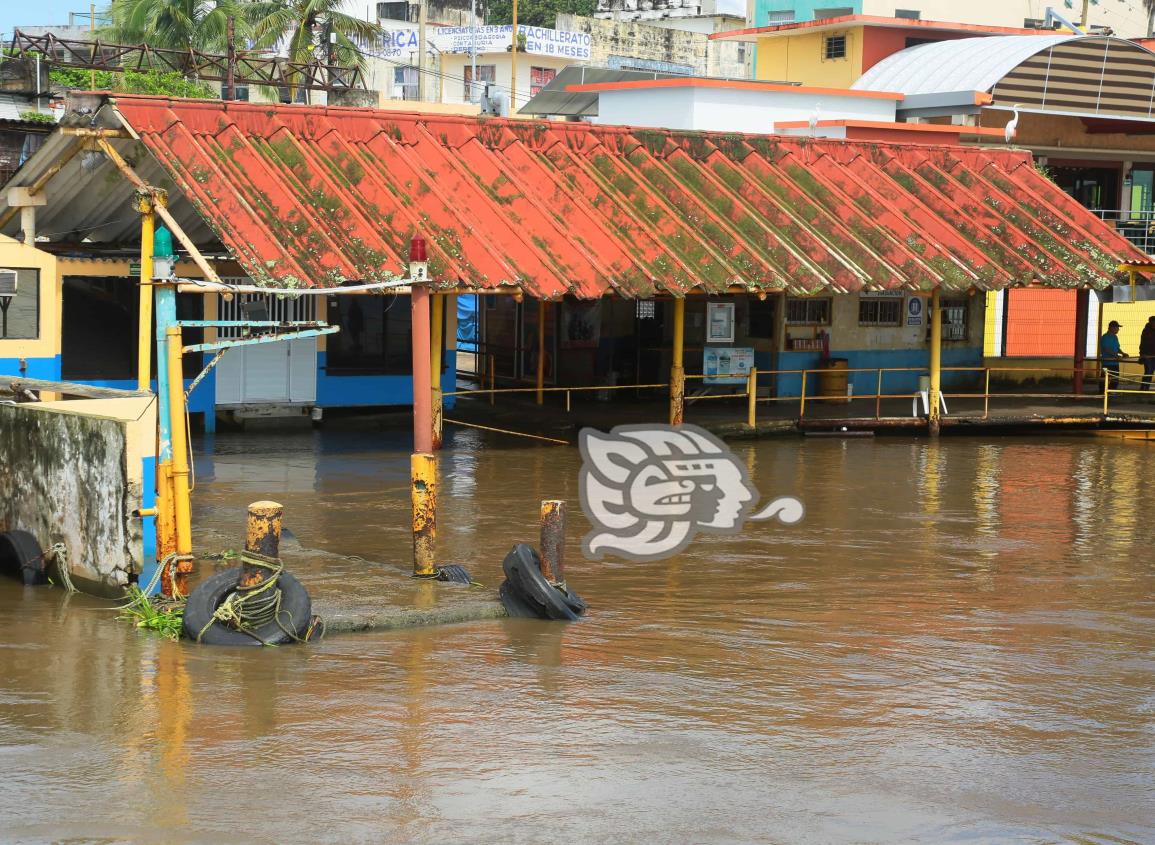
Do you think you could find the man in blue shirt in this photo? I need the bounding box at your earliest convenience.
[1100,320,1128,391]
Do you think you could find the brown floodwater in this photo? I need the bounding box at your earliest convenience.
[2,425,1153,844]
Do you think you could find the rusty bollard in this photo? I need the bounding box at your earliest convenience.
[242,500,283,588]
[539,500,566,584]
[411,453,437,578]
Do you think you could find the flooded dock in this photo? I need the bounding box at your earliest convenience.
[2,427,1153,843]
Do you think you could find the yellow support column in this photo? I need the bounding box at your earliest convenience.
[747,366,758,428]
[165,325,193,559]
[536,299,546,405]
[430,293,444,450]
[928,288,942,437]
[135,197,155,392]
[411,452,437,577]
[669,298,685,426]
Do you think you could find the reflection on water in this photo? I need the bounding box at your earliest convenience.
[1,430,1153,844]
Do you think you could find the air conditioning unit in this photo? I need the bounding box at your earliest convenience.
[0,269,17,299]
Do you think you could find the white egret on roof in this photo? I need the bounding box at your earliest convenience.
[1004,104,1021,144]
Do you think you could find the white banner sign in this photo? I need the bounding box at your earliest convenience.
[377,25,591,60]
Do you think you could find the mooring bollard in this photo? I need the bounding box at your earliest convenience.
[242,500,283,588]
[539,499,566,583]
[411,453,437,577]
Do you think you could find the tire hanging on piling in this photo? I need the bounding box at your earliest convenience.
[498,543,585,621]
[0,530,47,586]
[182,566,313,646]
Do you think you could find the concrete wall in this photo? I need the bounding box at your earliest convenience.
[754,27,863,87]
[0,396,156,596]
[557,13,709,73]
[775,292,986,396]
[593,84,895,131]
[748,0,1147,36]
[439,53,574,106]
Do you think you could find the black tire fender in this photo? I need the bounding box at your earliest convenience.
[501,544,580,622]
[499,579,543,618]
[0,530,46,586]
[181,566,312,646]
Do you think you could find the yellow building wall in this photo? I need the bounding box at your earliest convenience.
[754,29,863,88]
[0,236,61,364]
[1100,300,1155,361]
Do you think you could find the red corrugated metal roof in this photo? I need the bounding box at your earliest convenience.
[110,95,1144,298]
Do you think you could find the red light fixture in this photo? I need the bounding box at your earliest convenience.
[409,235,427,263]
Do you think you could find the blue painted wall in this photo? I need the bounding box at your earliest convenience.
[765,347,984,397]
[138,455,158,594]
[0,355,62,380]
[316,351,457,409]
[752,0,862,25]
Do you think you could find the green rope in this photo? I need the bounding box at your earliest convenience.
[197,551,289,645]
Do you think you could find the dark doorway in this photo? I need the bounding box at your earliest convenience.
[61,277,203,382]
[1050,165,1120,212]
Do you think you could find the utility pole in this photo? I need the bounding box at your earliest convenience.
[89,3,95,90]
[510,0,519,115]
[327,22,337,104]
[1080,0,1090,28]
[417,0,427,102]
[470,0,478,102]
[225,15,236,101]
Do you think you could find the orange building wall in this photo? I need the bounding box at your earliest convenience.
[860,28,975,73]
[1004,288,1077,357]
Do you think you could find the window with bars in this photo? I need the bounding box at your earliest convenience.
[636,300,656,319]
[393,67,419,100]
[530,66,557,96]
[786,297,831,325]
[464,64,496,100]
[942,299,969,341]
[823,34,847,59]
[217,290,316,339]
[858,297,903,326]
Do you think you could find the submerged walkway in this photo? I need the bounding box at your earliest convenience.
[191,517,506,635]
[445,386,1155,444]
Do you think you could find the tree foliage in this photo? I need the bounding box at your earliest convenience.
[244,0,384,78]
[105,0,242,51]
[49,66,218,98]
[487,0,597,28]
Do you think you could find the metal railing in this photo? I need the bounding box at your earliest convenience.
[1092,209,1155,255]
[446,360,1152,437]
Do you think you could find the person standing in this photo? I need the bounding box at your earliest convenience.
[1140,316,1155,391]
[1100,320,1128,392]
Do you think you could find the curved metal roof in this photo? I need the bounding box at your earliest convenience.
[852,34,1080,96]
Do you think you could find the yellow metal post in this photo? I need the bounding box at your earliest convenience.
[430,293,444,450]
[536,299,546,405]
[746,366,757,428]
[983,368,991,419]
[669,298,685,426]
[411,452,437,577]
[165,325,193,560]
[799,371,807,418]
[1103,370,1111,415]
[928,289,942,436]
[137,199,155,392]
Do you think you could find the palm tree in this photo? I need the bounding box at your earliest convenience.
[107,0,241,52]
[244,0,383,100]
